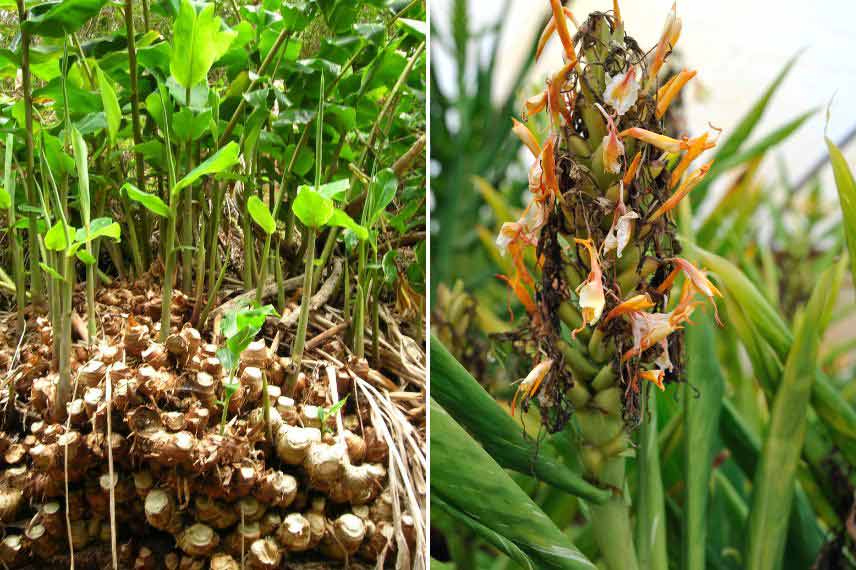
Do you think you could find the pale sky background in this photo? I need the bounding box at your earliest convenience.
[431,0,856,213]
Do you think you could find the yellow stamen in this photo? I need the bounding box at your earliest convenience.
[656,69,696,119]
[648,161,712,222]
[511,118,542,158]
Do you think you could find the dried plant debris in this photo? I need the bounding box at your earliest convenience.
[0,272,425,569]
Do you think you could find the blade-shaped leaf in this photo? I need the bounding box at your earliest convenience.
[292,187,334,229]
[247,195,275,235]
[96,67,121,145]
[172,141,240,197]
[170,0,237,89]
[327,209,368,241]
[431,400,597,570]
[70,126,90,228]
[23,0,109,37]
[827,136,856,288]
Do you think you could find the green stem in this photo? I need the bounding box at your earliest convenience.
[256,233,272,305]
[208,181,225,291]
[291,226,316,369]
[354,282,365,359]
[160,212,178,342]
[274,238,285,312]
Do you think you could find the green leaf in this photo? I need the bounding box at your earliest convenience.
[431,400,597,570]
[74,217,120,243]
[247,195,275,235]
[683,312,725,570]
[171,108,212,142]
[327,209,368,240]
[172,141,240,197]
[23,0,109,37]
[96,67,121,145]
[365,168,398,227]
[76,249,96,265]
[826,136,856,289]
[122,183,171,218]
[70,126,90,228]
[316,178,350,201]
[745,281,825,570]
[170,0,237,89]
[382,250,398,284]
[292,187,334,228]
[398,17,426,38]
[45,220,74,251]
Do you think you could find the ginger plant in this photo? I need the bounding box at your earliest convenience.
[215,304,277,434]
[497,3,723,569]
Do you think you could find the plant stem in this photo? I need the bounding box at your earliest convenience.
[160,212,178,342]
[182,90,194,291]
[125,0,148,270]
[274,238,285,312]
[16,0,42,302]
[354,282,365,359]
[291,226,316,370]
[256,234,272,305]
[4,136,25,334]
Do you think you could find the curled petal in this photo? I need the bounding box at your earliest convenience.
[603,67,640,116]
[657,257,723,324]
[603,210,639,257]
[573,238,605,334]
[536,7,580,61]
[656,69,697,119]
[523,91,548,118]
[648,161,713,222]
[512,118,542,157]
[548,60,576,127]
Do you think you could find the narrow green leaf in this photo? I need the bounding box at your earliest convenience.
[122,183,170,218]
[170,0,237,89]
[745,282,825,570]
[70,126,90,228]
[637,385,668,570]
[430,336,610,504]
[826,136,856,288]
[172,141,240,197]
[96,67,121,145]
[683,311,725,570]
[247,195,275,235]
[431,401,597,570]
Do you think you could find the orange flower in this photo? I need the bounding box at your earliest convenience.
[647,3,682,87]
[536,6,580,61]
[622,151,643,186]
[669,132,715,189]
[548,60,576,128]
[656,257,723,324]
[618,128,688,154]
[597,104,624,174]
[640,369,665,391]
[548,0,578,64]
[605,294,655,322]
[622,298,696,361]
[573,238,606,336]
[523,91,548,118]
[656,69,696,119]
[511,118,542,158]
[540,137,561,202]
[648,161,713,222]
[511,359,554,415]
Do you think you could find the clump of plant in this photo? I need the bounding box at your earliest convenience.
[215,304,277,434]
